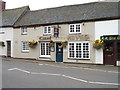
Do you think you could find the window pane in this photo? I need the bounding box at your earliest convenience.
[76,43,82,58]
[22,41,29,51]
[69,43,74,58]
[48,27,51,33]
[83,43,89,59]
[46,43,50,55]
[70,25,74,32]
[44,27,47,33]
[24,28,27,32]
[76,25,80,32]
[41,43,45,55]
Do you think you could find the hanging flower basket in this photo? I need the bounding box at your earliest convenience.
[61,40,68,48]
[0,41,5,47]
[93,40,104,49]
[28,40,38,48]
[50,40,55,47]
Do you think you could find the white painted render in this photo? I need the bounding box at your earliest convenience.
[95,20,119,64]
[95,20,119,39]
[0,27,13,57]
[13,22,95,64]
[118,20,120,34]
[116,61,120,66]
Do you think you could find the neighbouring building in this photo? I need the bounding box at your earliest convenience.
[3,1,120,66]
[95,20,120,66]
[0,1,30,57]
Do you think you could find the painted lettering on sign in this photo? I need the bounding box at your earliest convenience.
[39,36,51,40]
[100,35,120,41]
[67,34,90,41]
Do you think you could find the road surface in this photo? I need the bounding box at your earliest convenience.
[2,59,119,88]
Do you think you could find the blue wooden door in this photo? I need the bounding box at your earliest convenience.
[56,43,63,62]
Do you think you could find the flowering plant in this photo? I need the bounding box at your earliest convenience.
[61,40,67,48]
[28,40,38,48]
[50,40,55,47]
[93,40,104,49]
[0,41,5,47]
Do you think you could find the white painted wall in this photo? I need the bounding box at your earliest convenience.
[95,19,119,64]
[118,20,120,34]
[0,27,13,57]
[116,61,120,66]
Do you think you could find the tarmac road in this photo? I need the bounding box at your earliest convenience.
[2,58,119,88]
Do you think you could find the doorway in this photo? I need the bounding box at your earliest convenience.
[103,41,115,65]
[56,43,63,62]
[117,42,120,61]
[7,41,11,57]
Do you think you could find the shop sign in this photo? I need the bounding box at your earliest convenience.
[100,35,120,41]
[39,36,51,41]
[54,28,59,37]
[67,34,90,41]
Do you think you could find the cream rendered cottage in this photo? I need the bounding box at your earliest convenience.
[13,2,120,66]
[0,1,30,57]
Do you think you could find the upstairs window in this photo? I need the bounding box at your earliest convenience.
[44,26,51,35]
[69,24,81,34]
[21,27,27,35]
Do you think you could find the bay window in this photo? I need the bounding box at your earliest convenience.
[40,42,50,57]
[68,42,90,59]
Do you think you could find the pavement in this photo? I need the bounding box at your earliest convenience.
[1,57,120,73]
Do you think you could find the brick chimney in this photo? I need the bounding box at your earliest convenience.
[0,1,6,10]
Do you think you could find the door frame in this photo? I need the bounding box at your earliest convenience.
[103,41,117,66]
[6,41,11,57]
[56,42,63,62]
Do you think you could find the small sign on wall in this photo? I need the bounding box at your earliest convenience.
[54,28,59,37]
[51,46,55,52]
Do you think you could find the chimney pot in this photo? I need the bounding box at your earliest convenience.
[0,1,6,10]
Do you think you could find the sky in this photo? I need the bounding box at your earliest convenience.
[3,0,120,10]
[3,0,100,10]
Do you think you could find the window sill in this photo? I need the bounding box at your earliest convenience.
[39,56,51,58]
[69,33,81,35]
[67,58,90,60]
[21,34,27,35]
[43,34,51,36]
[0,32,5,34]
[21,50,29,53]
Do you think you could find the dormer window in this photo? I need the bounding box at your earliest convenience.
[43,26,51,35]
[69,24,81,34]
[21,27,27,35]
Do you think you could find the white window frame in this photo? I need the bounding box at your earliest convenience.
[40,42,50,57]
[21,41,29,52]
[68,41,90,59]
[43,26,52,35]
[21,27,27,35]
[69,24,81,34]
